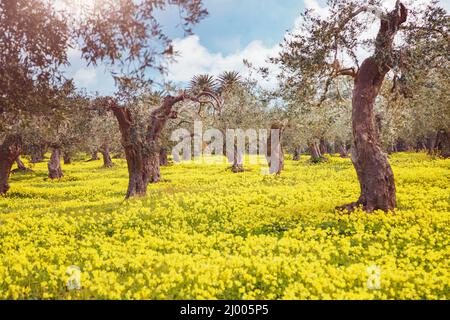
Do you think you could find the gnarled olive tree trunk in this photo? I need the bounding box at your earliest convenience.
[48,148,63,179]
[339,4,407,213]
[0,135,22,195]
[112,95,184,199]
[112,107,150,198]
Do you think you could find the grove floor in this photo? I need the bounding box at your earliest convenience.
[0,153,449,299]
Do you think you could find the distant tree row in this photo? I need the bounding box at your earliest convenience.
[1,0,448,213]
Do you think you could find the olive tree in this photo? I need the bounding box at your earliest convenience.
[273,0,447,212]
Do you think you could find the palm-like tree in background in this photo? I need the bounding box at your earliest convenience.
[190,71,247,173]
[189,74,218,94]
[217,71,242,94]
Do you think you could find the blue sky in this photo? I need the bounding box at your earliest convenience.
[66,0,449,95]
[161,0,308,55]
[66,0,313,95]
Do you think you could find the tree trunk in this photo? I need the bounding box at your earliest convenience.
[0,135,23,195]
[63,152,72,165]
[336,141,349,158]
[436,130,450,158]
[338,3,407,213]
[112,95,184,199]
[12,156,32,174]
[309,142,326,163]
[292,147,302,161]
[319,138,328,155]
[48,148,63,179]
[16,156,27,171]
[113,107,150,198]
[426,134,435,155]
[231,143,244,173]
[101,144,113,168]
[267,124,284,175]
[159,147,169,166]
[428,129,450,158]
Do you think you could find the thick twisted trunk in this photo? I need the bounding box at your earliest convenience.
[112,107,149,198]
[338,2,407,213]
[48,148,63,179]
[112,95,184,199]
[0,135,22,195]
[124,144,151,198]
[346,58,397,212]
[101,144,113,168]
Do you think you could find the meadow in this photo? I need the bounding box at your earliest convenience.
[0,153,449,300]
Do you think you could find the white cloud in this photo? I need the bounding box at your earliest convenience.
[303,0,329,18]
[162,0,450,89]
[73,68,97,86]
[68,47,82,61]
[166,35,280,88]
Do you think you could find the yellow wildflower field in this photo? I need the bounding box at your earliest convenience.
[0,153,449,300]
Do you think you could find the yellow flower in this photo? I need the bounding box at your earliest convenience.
[0,153,448,300]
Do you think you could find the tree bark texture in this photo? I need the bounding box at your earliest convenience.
[0,135,22,195]
[48,148,63,179]
[101,144,113,168]
[112,95,184,199]
[339,3,407,213]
